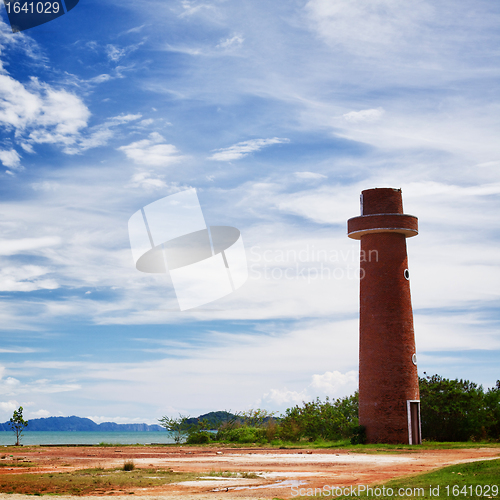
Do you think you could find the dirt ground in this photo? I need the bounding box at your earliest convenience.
[0,445,498,500]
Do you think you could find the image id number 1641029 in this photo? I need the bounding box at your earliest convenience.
[5,1,60,13]
[445,484,498,496]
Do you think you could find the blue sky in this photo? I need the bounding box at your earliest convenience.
[0,0,499,424]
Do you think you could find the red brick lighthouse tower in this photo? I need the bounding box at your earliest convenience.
[348,188,421,444]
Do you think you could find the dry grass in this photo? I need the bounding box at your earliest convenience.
[0,467,197,495]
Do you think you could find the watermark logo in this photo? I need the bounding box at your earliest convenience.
[248,245,377,283]
[128,188,248,311]
[3,0,79,33]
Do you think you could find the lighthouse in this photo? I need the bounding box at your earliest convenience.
[348,188,421,444]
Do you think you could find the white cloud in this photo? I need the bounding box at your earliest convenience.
[262,388,308,406]
[178,0,216,19]
[109,113,142,125]
[275,185,359,225]
[208,137,290,161]
[0,400,18,413]
[0,149,21,169]
[310,370,358,394]
[66,113,143,154]
[20,143,34,153]
[0,265,59,292]
[0,73,90,149]
[106,42,144,62]
[87,415,152,424]
[343,108,385,123]
[118,132,185,166]
[0,237,61,256]
[128,171,168,190]
[31,181,59,191]
[0,374,21,398]
[31,380,81,393]
[73,128,114,152]
[29,409,50,418]
[305,0,432,56]
[28,81,90,144]
[88,74,112,84]
[217,34,244,50]
[0,74,44,129]
[294,171,327,180]
[262,370,358,408]
[0,36,141,158]
[119,24,149,37]
[106,44,127,62]
[0,348,37,353]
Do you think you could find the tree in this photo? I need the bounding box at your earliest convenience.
[279,393,359,442]
[483,380,500,440]
[9,406,28,446]
[419,374,486,441]
[158,414,191,444]
[240,409,276,427]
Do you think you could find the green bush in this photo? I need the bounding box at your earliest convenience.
[279,393,359,442]
[419,374,499,442]
[350,425,366,444]
[186,431,211,444]
[223,427,266,443]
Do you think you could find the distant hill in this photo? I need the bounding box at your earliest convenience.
[0,416,165,432]
[0,411,257,432]
[184,411,275,429]
[185,411,239,429]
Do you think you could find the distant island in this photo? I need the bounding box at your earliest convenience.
[0,416,165,432]
[0,412,237,432]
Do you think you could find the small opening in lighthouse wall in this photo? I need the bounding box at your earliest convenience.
[404,269,410,280]
[412,353,417,365]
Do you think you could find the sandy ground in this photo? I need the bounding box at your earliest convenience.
[0,445,498,499]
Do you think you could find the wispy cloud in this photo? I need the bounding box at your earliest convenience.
[0,149,21,169]
[342,108,385,123]
[66,113,143,154]
[294,172,327,180]
[118,132,185,166]
[0,237,61,256]
[216,34,244,51]
[208,138,290,161]
[178,0,217,19]
[0,265,58,292]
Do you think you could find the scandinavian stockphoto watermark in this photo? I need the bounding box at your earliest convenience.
[291,483,499,497]
[128,188,248,312]
[3,0,79,33]
[248,245,378,283]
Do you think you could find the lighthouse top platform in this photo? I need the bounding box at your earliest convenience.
[347,188,418,240]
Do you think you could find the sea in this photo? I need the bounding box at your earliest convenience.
[0,431,176,446]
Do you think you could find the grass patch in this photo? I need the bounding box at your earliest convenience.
[208,470,239,478]
[0,466,198,495]
[0,461,36,467]
[266,439,500,452]
[296,459,500,499]
[123,460,135,471]
[208,470,261,479]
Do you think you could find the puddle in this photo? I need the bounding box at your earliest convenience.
[198,476,244,480]
[212,479,307,492]
[259,471,327,479]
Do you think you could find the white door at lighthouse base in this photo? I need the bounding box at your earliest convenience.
[407,400,422,445]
